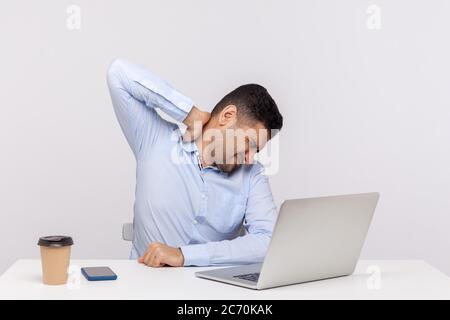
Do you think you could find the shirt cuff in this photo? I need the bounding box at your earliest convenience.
[180,243,211,266]
[135,77,194,123]
[164,98,194,123]
[157,89,194,123]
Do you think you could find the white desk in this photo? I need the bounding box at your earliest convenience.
[0,260,449,300]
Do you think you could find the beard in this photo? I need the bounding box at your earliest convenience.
[213,151,246,174]
[214,162,240,174]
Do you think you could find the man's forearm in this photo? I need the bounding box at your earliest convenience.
[180,232,272,266]
[107,58,194,123]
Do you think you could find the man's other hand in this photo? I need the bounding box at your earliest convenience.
[138,242,185,267]
[183,106,210,142]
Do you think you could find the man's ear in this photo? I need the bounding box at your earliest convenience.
[218,105,238,127]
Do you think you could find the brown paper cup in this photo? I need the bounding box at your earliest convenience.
[38,236,73,285]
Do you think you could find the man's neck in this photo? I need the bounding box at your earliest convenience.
[194,128,212,168]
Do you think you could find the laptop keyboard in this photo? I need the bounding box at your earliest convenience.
[233,272,260,282]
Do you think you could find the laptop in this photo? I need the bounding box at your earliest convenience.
[195,192,380,290]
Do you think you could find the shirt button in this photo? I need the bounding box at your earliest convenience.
[201,194,206,199]
[193,219,198,225]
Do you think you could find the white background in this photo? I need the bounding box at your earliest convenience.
[0,0,449,275]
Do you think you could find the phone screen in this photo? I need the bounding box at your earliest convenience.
[83,267,116,277]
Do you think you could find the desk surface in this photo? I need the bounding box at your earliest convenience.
[0,260,449,300]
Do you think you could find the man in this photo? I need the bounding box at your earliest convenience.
[106,59,283,267]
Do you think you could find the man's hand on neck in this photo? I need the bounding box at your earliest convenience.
[182,106,210,142]
[182,106,213,168]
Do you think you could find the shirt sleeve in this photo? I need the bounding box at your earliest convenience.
[180,164,278,266]
[106,58,194,158]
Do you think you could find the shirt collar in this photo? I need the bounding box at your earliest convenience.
[176,130,199,154]
[175,128,225,173]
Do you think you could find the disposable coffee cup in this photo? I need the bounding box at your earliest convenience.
[38,236,74,285]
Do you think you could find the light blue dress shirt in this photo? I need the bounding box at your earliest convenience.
[106,59,277,266]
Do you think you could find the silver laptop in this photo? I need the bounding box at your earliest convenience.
[195,192,380,290]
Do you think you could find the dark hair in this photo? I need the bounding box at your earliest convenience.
[211,84,283,134]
